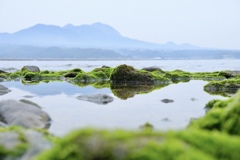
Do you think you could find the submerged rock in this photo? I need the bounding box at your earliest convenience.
[161,99,174,103]
[22,66,40,72]
[76,94,114,105]
[0,99,51,129]
[0,84,11,96]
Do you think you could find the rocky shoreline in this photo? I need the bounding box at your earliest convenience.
[1,64,240,159]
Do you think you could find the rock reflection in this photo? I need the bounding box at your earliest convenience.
[0,99,51,129]
[111,84,169,100]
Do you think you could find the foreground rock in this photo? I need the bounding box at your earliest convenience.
[76,94,114,105]
[0,127,52,160]
[0,99,51,129]
[0,84,11,96]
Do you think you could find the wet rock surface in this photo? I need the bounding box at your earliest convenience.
[76,94,114,105]
[0,99,51,129]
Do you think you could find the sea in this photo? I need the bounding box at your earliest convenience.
[0,59,238,136]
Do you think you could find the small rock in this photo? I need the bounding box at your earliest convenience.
[142,67,164,72]
[161,118,170,122]
[22,66,40,72]
[77,94,114,105]
[161,99,174,103]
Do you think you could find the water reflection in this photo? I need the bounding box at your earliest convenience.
[0,80,226,136]
[111,84,169,100]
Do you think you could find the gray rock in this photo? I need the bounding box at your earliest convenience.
[0,130,51,160]
[20,130,52,160]
[22,66,40,72]
[0,84,11,96]
[77,94,114,105]
[142,67,164,72]
[161,99,174,103]
[0,99,51,129]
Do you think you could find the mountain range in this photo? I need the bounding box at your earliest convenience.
[0,23,239,59]
[0,22,198,50]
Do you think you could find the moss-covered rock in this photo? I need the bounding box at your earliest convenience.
[204,79,240,96]
[110,64,155,85]
[160,70,191,83]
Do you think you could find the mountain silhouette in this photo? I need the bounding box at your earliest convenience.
[0,22,198,49]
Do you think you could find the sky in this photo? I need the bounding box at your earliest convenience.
[0,0,240,50]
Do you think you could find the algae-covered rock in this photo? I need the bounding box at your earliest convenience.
[0,127,52,160]
[204,79,240,96]
[36,128,240,160]
[76,94,114,105]
[21,66,40,73]
[110,64,154,85]
[189,90,240,135]
[0,99,51,129]
[0,84,11,96]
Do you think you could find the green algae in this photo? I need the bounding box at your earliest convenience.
[35,128,240,160]
[189,90,240,135]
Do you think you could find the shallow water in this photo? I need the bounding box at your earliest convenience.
[0,80,225,136]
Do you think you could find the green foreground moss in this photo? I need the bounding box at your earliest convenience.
[35,128,240,160]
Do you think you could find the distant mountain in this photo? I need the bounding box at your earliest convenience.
[0,22,199,50]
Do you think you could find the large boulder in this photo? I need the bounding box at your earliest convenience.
[0,99,51,129]
[76,94,114,105]
[22,66,40,72]
[0,84,11,96]
[110,64,154,84]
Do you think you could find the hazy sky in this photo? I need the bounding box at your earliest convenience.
[0,0,240,49]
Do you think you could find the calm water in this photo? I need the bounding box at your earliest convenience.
[1,59,240,72]
[0,60,233,136]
